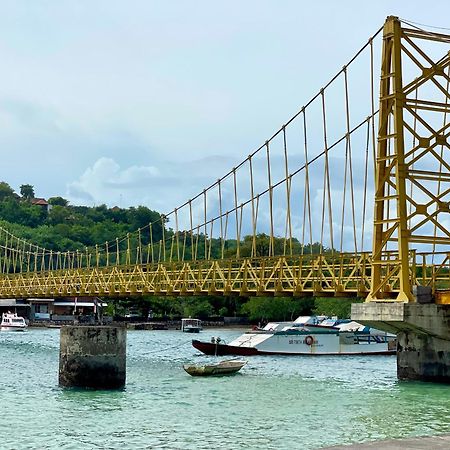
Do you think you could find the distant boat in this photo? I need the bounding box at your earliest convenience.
[183,359,247,376]
[181,318,202,333]
[1,312,28,332]
[192,316,396,356]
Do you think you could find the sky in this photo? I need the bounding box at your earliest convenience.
[0,0,449,219]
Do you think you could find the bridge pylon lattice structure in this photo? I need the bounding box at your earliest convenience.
[0,16,450,301]
[370,16,450,301]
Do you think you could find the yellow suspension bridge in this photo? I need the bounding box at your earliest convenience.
[1,16,450,302]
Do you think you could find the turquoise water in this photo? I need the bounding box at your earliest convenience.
[0,328,449,450]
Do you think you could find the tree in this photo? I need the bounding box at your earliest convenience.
[180,297,214,320]
[241,297,314,322]
[20,184,35,200]
[0,198,46,227]
[313,297,363,319]
[48,196,69,207]
[46,205,71,225]
[0,182,16,201]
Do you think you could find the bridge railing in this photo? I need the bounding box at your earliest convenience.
[0,249,448,299]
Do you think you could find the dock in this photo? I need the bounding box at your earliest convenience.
[323,434,450,449]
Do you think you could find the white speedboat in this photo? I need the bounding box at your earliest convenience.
[192,316,396,356]
[181,318,202,333]
[1,312,28,331]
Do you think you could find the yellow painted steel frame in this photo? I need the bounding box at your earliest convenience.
[1,250,449,299]
[0,254,374,298]
[369,16,450,301]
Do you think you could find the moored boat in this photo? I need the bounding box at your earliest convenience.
[181,318,202,333]
[183,359,247,376]
[1,312,28,332]
[192,316,396,356]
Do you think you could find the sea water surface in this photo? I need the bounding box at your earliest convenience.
[1,327,449,450]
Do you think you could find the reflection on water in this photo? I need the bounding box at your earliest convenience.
[1,328,449,449]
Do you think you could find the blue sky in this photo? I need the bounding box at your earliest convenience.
[0,0,449,217]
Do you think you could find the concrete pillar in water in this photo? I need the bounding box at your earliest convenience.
[397,332,449,382]
[59,325,126,389]
[352,302,450,383]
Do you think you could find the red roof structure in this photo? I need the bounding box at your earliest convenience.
[31,198,49,206]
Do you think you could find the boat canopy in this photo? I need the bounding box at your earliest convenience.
[181,318,202,325]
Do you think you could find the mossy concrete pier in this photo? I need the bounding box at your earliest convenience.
[352,303,450,383]
[59,325,126,389]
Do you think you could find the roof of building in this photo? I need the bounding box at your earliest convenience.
[31,198,49,206]
[0,299,30,307]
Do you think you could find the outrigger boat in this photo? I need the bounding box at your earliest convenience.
[183,359,247,376]
[1,312,28,332]
[192,316,396,356]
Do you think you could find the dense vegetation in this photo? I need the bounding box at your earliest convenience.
[0,181,162,251]
[0,181,360,319]
[107,295,361,322]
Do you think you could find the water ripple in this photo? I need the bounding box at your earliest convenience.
[0,328,449,449]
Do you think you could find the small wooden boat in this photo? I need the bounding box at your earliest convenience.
[183,359,247,376]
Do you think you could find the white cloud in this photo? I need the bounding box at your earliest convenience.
[67,157,160,207]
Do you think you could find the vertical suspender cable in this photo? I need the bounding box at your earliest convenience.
[189,200,194,261]
[233,169,240,258]
[161,215,166,262]
[249,157,257,258]
[203,190,208,260]
[302,109,313,254]
[208,220,214,260]
[105,242,109,267]
[182,230,187,261]
[174,208,180,262]
[370,38,377,177]
[266,141,275,257]
[218,180,224,259]
[321,90,334,253]
[138,229,143,265]
[282,125,293,256]
[361,118,371,251]
[194,225,200,261]
[222,212,229,258]
[238,204,244,255]
[149,223,154,264]
[343,67,359,254]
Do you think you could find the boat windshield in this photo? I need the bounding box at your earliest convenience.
[182,319,201,326]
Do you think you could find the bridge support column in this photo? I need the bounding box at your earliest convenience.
[352,303,450,383]
[59,325,126,389]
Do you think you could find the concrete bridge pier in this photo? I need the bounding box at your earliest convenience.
[352,303,450,383]
[59,325,126,389]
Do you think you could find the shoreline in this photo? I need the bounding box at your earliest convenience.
[27,320,250,330]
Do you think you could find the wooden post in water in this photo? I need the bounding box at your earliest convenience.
[59,325,126,389]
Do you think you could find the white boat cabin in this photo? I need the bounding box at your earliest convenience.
[1,312,28,331]
[181,318,202,333]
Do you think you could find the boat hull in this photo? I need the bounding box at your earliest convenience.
[192,339,396,356]
[183,359,247,376]
[0,326,27,332]
[192,340,259,356]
